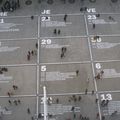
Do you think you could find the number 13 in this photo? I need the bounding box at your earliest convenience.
[101,94,112,101]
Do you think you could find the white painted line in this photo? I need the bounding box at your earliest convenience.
[98,90,120,94]
[36,16,40,118]
[96,94,102,120]
[36,96,39,118]
[93,13,120,15]
[1,12,120,19]
[0,94,37,98]
[40,61,91,65]
[40,35,87,39]
[84,15,93,60]
[0,38,38,41]
[89,34,120,37]
[40,13,84,16]
[38,16,40,38]
[39,92,93,96]
[0,81,9,83]
[37,16,40,64]
[40,12,120,16]
[0,15,38,18]
[84,14,102,120]
[91,63,98,90]
[94,59,120,63]
[84,15,89,38]
[0,63,37,67]
[37,40,40,64]
[2,12,120,19]
[37,66,39,95]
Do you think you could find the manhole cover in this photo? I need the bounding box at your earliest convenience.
[25,0,32,5]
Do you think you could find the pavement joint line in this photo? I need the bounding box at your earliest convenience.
[89,34,120,37]
[0,14,39,18]
[40,13,84,16]
[0,63,37,67]
[0,95,37,98]
[39,92,95,96]
[1,12,120,19]
[40,35,87,39]
[37,39,40,64]
[84,14,102,120]
[93,13,120,15]
[0,38,38,41]
[37,66,39,95]
[37,16,40,117]
[0,50,119,65]
[84,14,89,37]
[40,12,120,16]
[84,15,93,61]
[2,90,120,98]
[94,59,120,63]
[38,15,42,117]
[38,16,40,39]
[36,96,39,118]
[84,15,95,76]
[40,35,120,40]
[98,90,120,94]
[85,12,120,15]
[40,61,91,65]
[37,16,40,64]
[96,93,102,118]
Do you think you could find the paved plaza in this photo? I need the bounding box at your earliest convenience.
[0,0,120,120]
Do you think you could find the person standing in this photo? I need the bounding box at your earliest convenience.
[64,14,67,22]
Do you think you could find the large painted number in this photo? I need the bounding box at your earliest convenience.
[101,94,112,101]
[97,37,102,42]
[0,19,4,23]
[41,16,50,21]
[95,63,101,69]
[41,66,46,72]
[88,15,96,20]
[41,39,51,45]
